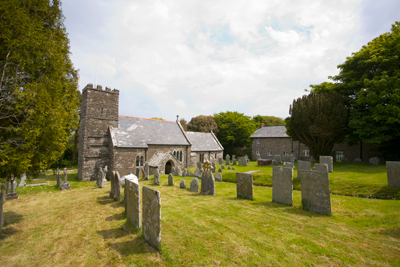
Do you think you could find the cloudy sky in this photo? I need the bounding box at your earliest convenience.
[62,0,399,122]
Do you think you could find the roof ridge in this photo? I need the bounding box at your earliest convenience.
[119,115,175,123]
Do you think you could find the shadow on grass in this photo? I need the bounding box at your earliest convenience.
[108,236,152,256]
[97,227,128,240]
[0,227,21,239]
[379,227,400,239]
[256,201,324,217]
[97,196,114,205]
[105,211,125,221]
[3,211,24,225]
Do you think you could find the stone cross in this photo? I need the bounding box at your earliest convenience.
[202,161,211,171]
[63,168,68,183]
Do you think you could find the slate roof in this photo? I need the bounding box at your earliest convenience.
[186,131,224,152]
[113,116,191,148]
[250,125,289,138]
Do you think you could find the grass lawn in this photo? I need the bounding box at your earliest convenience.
[188,162,400,199]
[1,170,400,266]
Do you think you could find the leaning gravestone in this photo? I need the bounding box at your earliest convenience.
[168,173,174,186]
[272,166,293,206]
[190,178,199,192]
[154,169,160,185]
[125,179,141,230]
[236,173,253,200]
[369,157,380,166]
[60,168,71,191]
[300,165,331,215]
[18,173,26,187]
[110,171,116,198]
[297,160,311,179]
[114,171,122,201]
[200,162,215,196]
[226,154,230,165]
[215,172,222,182]
[180,180,186,189]
[387,161,400,187]
[319,156,333,173]
[144,162,149,180]
[142,186,161,249]
[274,155,281,165]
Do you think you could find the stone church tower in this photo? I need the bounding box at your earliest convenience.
[78,84,119,181]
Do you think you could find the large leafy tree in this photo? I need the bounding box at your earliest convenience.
[187,115,218,134]
[252,115,285,127]
[288,92,348,160]
[213,111,256,156]
[0,0,79,179]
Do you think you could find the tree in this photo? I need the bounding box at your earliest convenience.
[179,118,188,131]
[0,0,79,180]
[187,115,218,134]
[252,115,285,127]
[213,111,256,156]
[151,117,164,120]
[288,92,348,160]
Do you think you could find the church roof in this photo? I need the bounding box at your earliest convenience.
[250,125,290,138]
[113,116,191,148]
[186,131,224,152]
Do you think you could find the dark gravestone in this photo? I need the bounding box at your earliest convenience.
[114,171,122,201]
[144,162,149,180]
[236,173,253,200]
[272,166,293,206]
[200,170,215,196]
[142,186,161,249]
[387,161,400,187]
[190,178,199,192]
[125,179,141,231]
[110,171,115,198]
[168,173,174,186]
[136,167,140,177]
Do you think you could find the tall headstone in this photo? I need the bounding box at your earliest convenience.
[98,168,104,188]
[56,169,62,188]
[154,169,160,185]
[215,172,222,182]
[319,156,333,173]
[125,179,141,230]
[274,155,281,165]
[218,158,223,164]
[236,173,253,200]
[114,171,122,201]
[102,166,108,184]
[18,173,26,187]
[168,173,174,186]
[144,162,149,180]
[212,163,216,173]
[200,162,215,196]
[142,186,161,249]
[110,171,116,198]
[272,166,293,206]
[300,166,331,215]
[171,166,176,176]
[60,168,71,191]
[226,154,230,165]
[190,178,199,192]
[233,159,237,165]
[238,157,247,166]
[182,169,187,177]
[387,161,400,187]
[297,160,311,180]
[180,180,186,189]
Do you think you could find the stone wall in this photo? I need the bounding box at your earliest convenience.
[78,84,119,181]
[300,168,331,215]
[272,166,293,206]
[387,161,400,187]
[189,151,223,167]
[147,144,190,169]
[111,147,147,177]
[142,186,161,249]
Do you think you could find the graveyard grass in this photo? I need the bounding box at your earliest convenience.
[0,167,399,266]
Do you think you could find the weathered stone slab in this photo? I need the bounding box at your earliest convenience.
[227,166,231,170]
[226,154,230,165]
[387,161,400,187]
[238,157,247,166]
[144,162,149,180]
[125,179,141,230]
[313,163,328,173]
[319,156,333,172]
[215,172,222,182]
[114,171,122,201]
[142,186,161,249]
[60,168,71,191]
[182,169,187,177]
[283,162,295,169]
[218,158,223,164]
[194,168,202,178]
[180,180,186,189]
[221,165,225,169]
[272,166,293,206]
[98,168,104,188]
[197,162,202,169]
[274,155,281,165]
[154,169,160,185]
[18,173,26,187]
[297,160,311,179]
[233,159,237,165]
[110,171,116,198]
[300,168,331,215]
[200,170,215,196]
[236,173,253,200]
[190,178,199,192]
[168,173,174,186]
[174,167,180,176]
[212,163,216,173]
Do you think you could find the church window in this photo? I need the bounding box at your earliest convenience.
[174,151,176,157]
[267,151,272,156]
[256,150,260,155]
[256,139,260,144]
[140,156,144,166]
[214,153,217,159]
[101,107,103,114]
[136,156,139,167]
[335,151,343,161]
[180,151,182,162]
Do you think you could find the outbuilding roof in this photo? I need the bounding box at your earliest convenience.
[113,116,191,148]
[186,131,224,152]
[250,125,290,138]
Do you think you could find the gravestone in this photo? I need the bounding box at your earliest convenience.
[6,177,19,200]
[218,158,223,164]
[354,158,362,163]
[297,160,311,179]
[300,167,331,215]
[233,159,237,165]
[114,171,122,201]
[212,163,216,173]
[136,167,140,177]
[180,180,186,189]
[98,168,104,188]
[194,168,201,178]
[256,154,261,160]
[154,169,160,185]
[274,155,281,165]
[182,169,187,177]
[174,167,180,176]
[221,165,225,169]
[272,159,278,166]
[341,156,349,162]
[110,171,116,198]
[56,169,61,188]
[232,155,236,160]
[226,154,230,165]
[215,172,222,182]
[369,157,380,165]
[236,173,253,200]
[125,179,141,230]
[171,166,175,176]
[232,167,236,170]
[60,168,71,191]
[142,186,161,249]
[238,157,247,166]
[144,162,149,180]
[387,161,400,187]
[319,156,333,172]
[190,178,199,192]
[218,168,222,172]
[283,154,291,163]
[102,166,108,184]
[272,166,293,206]
[200,161,215,196]
[313,163,328,173]
[168,173,174,186]
[283,162,295,169]
[227,166,231,170]
[18,173,26,187]
[197,162,202,170]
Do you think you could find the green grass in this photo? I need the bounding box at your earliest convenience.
[1,173,400,266]
[189,162,400,199]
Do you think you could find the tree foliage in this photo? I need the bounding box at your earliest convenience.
[213,111,256,156]
[0,0,79,179]
[179,118,188,131]
[252,115,285,127]
[288,92,348,160]
[187,115,218,134]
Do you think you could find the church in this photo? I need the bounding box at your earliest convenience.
[78,84,224,181]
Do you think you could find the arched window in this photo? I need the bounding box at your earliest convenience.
[180,151,182,162]
[136,156,139,167]
[173,151,176,157]
[140,156,144,166]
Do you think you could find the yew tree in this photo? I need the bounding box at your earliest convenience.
[288,92,348,160]
[0,0,79,179]
[187,115,218,134]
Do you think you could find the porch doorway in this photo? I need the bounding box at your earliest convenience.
[165,161,173,174]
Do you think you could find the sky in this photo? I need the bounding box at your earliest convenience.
[61,0,400,122]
